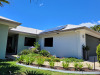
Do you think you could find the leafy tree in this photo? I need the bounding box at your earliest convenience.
[0,0,9,7]
[90,25,100,32]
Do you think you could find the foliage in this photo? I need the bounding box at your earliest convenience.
[34,42,40,50]
[96,44,100,62]
[36,57,45,66]
[86,63,93,70]
[90,25,100,32]
[82,45,90,51]
[31,48,39,54]
[39,50,50,57]
[18,49,30,55]
[49,61,55,68]
[62,61,69,69]
[78,63,83,70]
[0,0,9,7]
[24,70,51,75]
[17,55,25,63]
[45,56,60,62]
[61,58,83,62]
[73,62,79,70]
[24,55,35,65]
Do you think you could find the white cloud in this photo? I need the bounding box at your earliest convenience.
[79,22,96,27]
[79,20,100,27]
[39,3,44,7]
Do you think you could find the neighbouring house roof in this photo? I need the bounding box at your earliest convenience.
[10,26,43,35]
[0,16,21,28]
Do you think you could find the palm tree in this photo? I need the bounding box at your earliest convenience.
[0,0,9,7]
[90,25,100,32]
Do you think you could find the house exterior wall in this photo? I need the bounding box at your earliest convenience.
[39,31,86,59]
[86,34,99,56]
[17,34,37,54]
[0,24,9,59]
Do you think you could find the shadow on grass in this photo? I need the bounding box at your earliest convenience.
[0,60,20,75]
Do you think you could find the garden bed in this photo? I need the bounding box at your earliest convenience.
[17,63,100,74]
[18,62,100,72]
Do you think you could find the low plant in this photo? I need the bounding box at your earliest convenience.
[18,49,30,55]
[62,58,83,62]
[54,58,60,62]
[73,62,79,70]
[78,63,83,70]
[24,70,51,75]
[36,57,45,66]
[86,63,93,70]
[39,50,50,57]
[49,61,55,68]
[24,55,35,65]
[17,55,25,63]
[34,42,40,50]
[62,61,69,69]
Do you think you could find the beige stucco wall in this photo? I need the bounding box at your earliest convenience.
[17,34,37,54]
[0,24,9,59]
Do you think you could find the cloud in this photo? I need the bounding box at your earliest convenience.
[79,20,100,27]
[39,3,44,7]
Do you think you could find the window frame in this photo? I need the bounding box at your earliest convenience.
[44,37,53,47]
[24,37,36,46]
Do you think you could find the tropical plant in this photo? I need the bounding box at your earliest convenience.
[34,42,40,50]
[18,49,30,55]
[96,44,100,66]
[86,63,93,70]
[78,63,83,70]
[90,25,100,32]
[17,55,25,63]
[62,61,69,69]
[36,57,45,66]
[0,0,9,7]
[39,50,50,57]
[49,61,55,68]
[73,62,79,70]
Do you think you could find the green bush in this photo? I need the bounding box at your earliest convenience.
[18,49,30,55]
[49,61,55,68]
[78,63,83,70]
[17,55,25,63]
[24,55,35,65]
[62,61,69,69]
[24,70,51,75]
[39,50,50,57]
[53,58,60,62]
[36,57,45,66]
[73,62,79,70]
[34,42,40,50]
[62,58,83,62]
[96,44,100,61]
[86,63,93,70]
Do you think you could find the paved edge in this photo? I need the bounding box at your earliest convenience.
[16,63,100,74]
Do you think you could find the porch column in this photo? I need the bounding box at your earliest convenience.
[0,24,9,59]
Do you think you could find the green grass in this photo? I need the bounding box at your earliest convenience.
[0,60,97,75]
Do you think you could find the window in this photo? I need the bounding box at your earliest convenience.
[44,37,53,47]
[24,37,36,46]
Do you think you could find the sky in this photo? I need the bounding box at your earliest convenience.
[0,0,100,30]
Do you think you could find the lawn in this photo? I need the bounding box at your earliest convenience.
[0,60,98,75]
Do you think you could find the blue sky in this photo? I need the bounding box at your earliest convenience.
[0,0,100,30]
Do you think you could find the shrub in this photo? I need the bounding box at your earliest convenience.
[18,49,30,55]
[62,58,83,62]
[62,61,69,69]
[17,55,25,63]
[73,62,79,70]
[31,48,39,54]
[49,61,55,68]
[54,58,60,62]
[86,63,93,70]
[78,63,83,70]
[36,57,45,66]
[34,42,40,50]
[24,55,35,65]
[39,50,50,57]
[24,70,51,75]
[96,44,100,65]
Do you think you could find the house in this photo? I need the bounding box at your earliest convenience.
[0,16,100,59]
